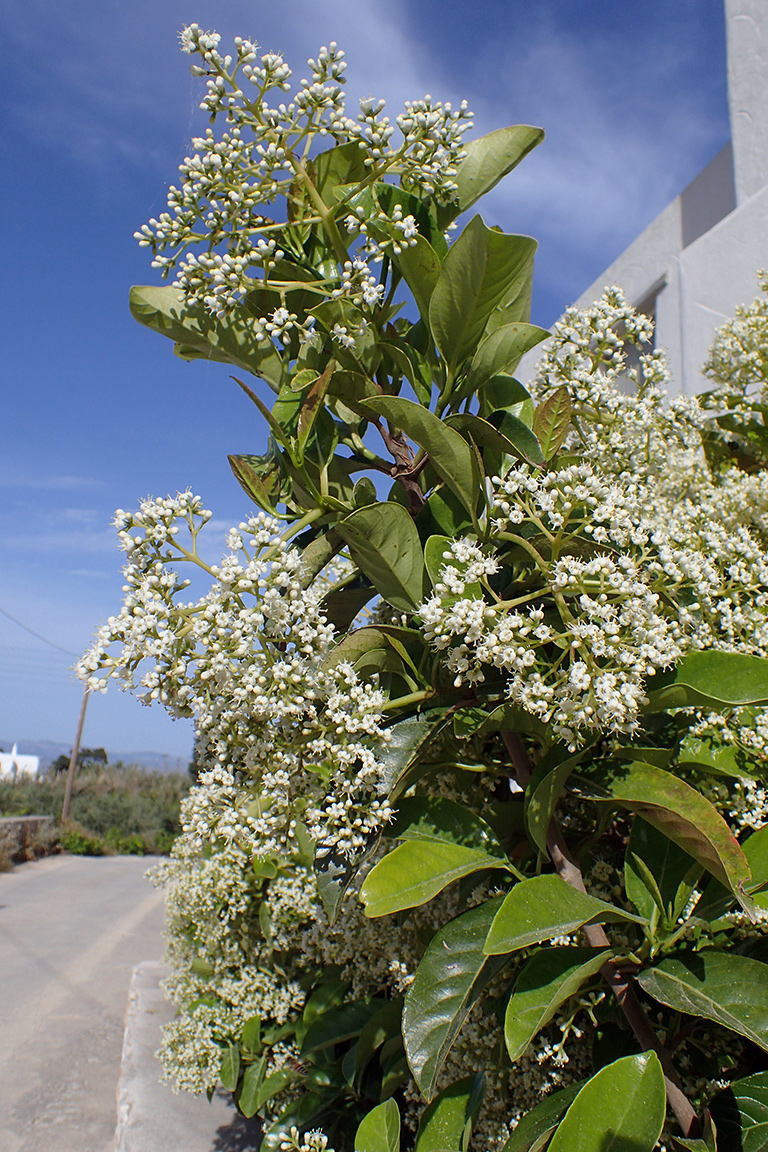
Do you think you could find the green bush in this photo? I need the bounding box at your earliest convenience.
[0,764,189,855]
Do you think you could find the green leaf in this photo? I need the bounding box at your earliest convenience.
[673,1112,718,1152]
[646,650,768,711]
[360,395,479,516]
[255,1068,295,1110]
[504,947,611,1061]
[360,840,508,918]
[484,874,644,955]
[314,832,380,925]
[414,1073,485,1152]
[404,900,507,1099]
[547,1053,665,1152]
[313,139,368,201]
[459,702,548,741]
[481,375,532,415]
[336,502,425,613]
[219,1044,241,1091]
[638,951,768,1052]
[355,1098,401,1152]
[393,235,442,324]
[380,710,448,796]
[237,1055,267,1118]
[624,817,701,928]
[500,1082,584,1152]
[354,999,403,1083]
[579,761,751,904]
[229,446,288,514]
[677,733,743,777]
[130,284,284,390]
[524,746,584,855]
[381,338,433,407]
[446,412,544,467]
[710,1071,768,1152]
[387,796,507,858]
[444,126,545,220]
[301,999,386,1055]
[240,1016,261,1054]
[532,387,572,460]
[465,323,549,395]
[429,216,538,371]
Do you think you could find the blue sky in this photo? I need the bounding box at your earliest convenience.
[0,0,729,759]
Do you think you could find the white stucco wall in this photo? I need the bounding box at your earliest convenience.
[726,0,768,203]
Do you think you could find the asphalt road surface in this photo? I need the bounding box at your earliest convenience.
[0,854,165,1152]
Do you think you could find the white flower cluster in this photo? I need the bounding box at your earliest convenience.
[77,493,392,858]
[419,506,686,745]
[136,26,471,323]
[704,271,768,395]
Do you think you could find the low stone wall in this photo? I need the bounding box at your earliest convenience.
[0,815,58,867]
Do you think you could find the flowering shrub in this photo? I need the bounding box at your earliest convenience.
[82,27,768,1152]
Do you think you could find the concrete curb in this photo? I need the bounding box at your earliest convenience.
[115,961,261,1152]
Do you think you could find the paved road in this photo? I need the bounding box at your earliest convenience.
[0,854,165,1152]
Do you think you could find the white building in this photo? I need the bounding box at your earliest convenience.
[536,0,768,396]
[0,744,40,781]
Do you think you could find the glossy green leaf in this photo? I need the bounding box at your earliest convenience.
[646,651,768,712]
[414,1073,485,1152]
[547,1052,665,1152]
[446,126,545,218]
[710,1071,768,1152]
[489,410,545,464]
[484,874,644,955]
[532,387,572,461]
[481,375,532,414]
[314,831,380,925]
[504,947,611,1060]
[465,322,549,392]
[255,1068,295,1110]
[240,1016,261,1054]
[229,448,287,514]
[524,746,584,855]
[579,761,751,903]
[446,412,544,467]
[393,234,442,324]
[301,998,385,1055]
[355,1098,401,1152]
[501,1082,583,1152]
[695,825,768,924]
[219,1044,241,1091]
[677,733,742,777]
[336,502,425,612]
[237,1054,267,1118]
[624,817,701,928]
[638,951,768,1051]
[673,1112,717,1152]
[403,899,506,1099]
[353,998,403,1082]
[381,338,433,407]
[379,710,448,795]
[130,284,284,390]
[386,797,507,859]
[429,216,538,371]
[360,395,478,516]
[313,139,368,200]
[361,840,507,917]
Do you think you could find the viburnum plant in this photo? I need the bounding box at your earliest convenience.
[80,25,768,1152]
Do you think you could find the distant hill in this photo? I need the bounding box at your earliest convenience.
[0,738,190,774]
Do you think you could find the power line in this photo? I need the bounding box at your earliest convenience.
[0,605,80,658]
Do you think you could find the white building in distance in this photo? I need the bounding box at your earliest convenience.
[537,0,768,396]
[0,744,40,781]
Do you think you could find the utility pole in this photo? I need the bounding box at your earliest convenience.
[61,688,89,823]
